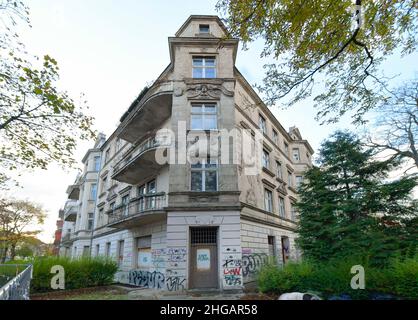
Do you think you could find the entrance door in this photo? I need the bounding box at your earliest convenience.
[189,227,218,289]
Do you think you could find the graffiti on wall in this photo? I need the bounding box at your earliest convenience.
[128,269,186,292]
[167,248,187,267]
[166,270,186,292]
[222,249,243,287]
[151,248,166,269]
[128,270,165,289]
[241,251,268,278]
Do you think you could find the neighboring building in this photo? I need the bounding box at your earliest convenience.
[59,15,313,292]
[59,133,106,257]
[52,210,64,255]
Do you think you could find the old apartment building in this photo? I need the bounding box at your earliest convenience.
[59,15,313,292]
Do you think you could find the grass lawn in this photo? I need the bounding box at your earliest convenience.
[30,285,132,300]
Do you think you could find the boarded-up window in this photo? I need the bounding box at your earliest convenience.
[136,236,151,268]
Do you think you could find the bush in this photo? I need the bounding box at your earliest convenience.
[12,256,118,293]
[258,257,418,299]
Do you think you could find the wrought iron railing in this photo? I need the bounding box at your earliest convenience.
[0,264,32,300]
[112,135,170,174]
[108,194,167,224]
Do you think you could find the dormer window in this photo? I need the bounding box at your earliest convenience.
[192,56,216,78]
[199,24,210,33]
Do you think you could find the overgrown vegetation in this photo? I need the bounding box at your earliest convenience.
[296,131,418,266]
[5,256,118,293]
[258,257,418,300]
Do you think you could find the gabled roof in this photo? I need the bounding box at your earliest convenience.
[175,15,229,37]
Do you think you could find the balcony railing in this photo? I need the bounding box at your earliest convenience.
[64,203,79,222]
[113,135,167,173]
[108,194,167,225]
[60,233,74,244]
[111,134,171,184]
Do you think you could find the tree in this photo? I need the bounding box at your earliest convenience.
[0,0,95,187]
[0,198,45,262]
[368,78,418,171]
[296,131,417,265]
[216,0,418,124]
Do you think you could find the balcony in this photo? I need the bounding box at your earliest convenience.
[64,203,79,222]
[66,183,80,200]
[60,233,74,245]
[107,194,167,229]
[111,135,170,185]
[117,83,173,143]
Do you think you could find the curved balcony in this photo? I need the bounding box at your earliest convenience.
[63,202,79,222]
[60,233,75,245]
[117,83,173,143]
[107,194,167,229]
[111,135,170,185]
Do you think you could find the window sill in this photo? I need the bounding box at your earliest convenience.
[262,166,275,177]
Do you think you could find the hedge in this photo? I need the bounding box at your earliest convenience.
[7,256,118,293]
[258,257,418,300]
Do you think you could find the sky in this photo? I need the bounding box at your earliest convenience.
[3,0,417,243]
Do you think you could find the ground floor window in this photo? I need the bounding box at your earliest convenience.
[268,236,276,259]
[117,240,124,267]
[82,246,90,256]
[135,236,151,269]
[105,242,111,257]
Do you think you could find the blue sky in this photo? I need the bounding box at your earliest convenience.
[7,0,417,242]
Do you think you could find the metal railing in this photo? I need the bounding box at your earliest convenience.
[112,135,170,174]
[108,194,167,224]
[0,264,32,300]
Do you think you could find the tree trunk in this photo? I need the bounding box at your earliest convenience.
[10,243,16,261]
[0,245,9,263]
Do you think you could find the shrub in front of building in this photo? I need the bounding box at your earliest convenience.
[258,257,418,300]
[27,256,118,293]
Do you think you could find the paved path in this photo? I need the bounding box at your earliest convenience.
[113,286,245,300]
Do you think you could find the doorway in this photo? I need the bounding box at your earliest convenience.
[189,227,218,289]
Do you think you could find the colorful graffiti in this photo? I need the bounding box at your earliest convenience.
[222,252,243,287]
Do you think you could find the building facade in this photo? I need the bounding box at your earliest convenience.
[59,15,313,292]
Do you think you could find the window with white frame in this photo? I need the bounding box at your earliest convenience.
[296,175,304,188]
[100,176,107,194]
[190,104,217,130]
[192,56,216,78]
[287,171,293,187]
[272,129,278,145]
[264,189,273,212]
[105,242,111,257]
[93,156,101,171]
[279,197,286,218]
[191,157,218,191]
[90,184,97,200]
[262,149,270,169]
[290,203,297,220]
[199,24,210,33]
[259,115,267,134]
[292,148,300,162]
[121,195,129,216]
[87,212,94,230]
[276,161,283,179]
[284,142,289,155]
